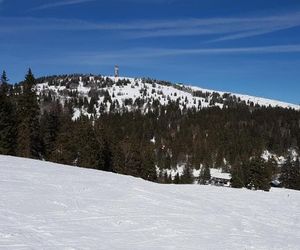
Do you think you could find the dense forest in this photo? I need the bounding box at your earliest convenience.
[1,69,300,191]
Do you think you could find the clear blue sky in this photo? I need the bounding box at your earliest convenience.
[0,0,300,104]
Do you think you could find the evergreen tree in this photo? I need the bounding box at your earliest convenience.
[199,164,211,184]
[101,140,113,172]
[41,102,62,159]
[174,173,181,184]
[0,71,16,155]
[50,114,76,165]
[163,172,172,184]
[280,156,292,188]
[125,143,143,177]
[16,69,41,158]
[246,157,271,191]
[76,119,103,169]
[181,165,194,184]
[231,168,245,188]
[0,70,9,90]
[280,156,300,190]
[231,158,245,188]
[140,146,157,181]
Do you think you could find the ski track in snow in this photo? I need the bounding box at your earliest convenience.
[0,155,299,249]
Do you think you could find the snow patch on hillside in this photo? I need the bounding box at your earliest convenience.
[157,165,231,180]
[261,150,286,165]
[262,149,299,165]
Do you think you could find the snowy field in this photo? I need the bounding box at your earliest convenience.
[0,155,299,250]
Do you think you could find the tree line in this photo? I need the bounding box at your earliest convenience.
[1,70,300,191]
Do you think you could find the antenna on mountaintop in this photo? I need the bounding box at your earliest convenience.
[114,65,119,83]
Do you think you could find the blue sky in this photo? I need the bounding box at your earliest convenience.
[0,0,300,104]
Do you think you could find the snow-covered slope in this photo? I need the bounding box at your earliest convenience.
[189,84,300,110]
[0,155,299,249]
[35,75,299,119]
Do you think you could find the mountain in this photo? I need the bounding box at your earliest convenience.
[34,74,299,120]
[1,71,298,191]
[0,155,299,249]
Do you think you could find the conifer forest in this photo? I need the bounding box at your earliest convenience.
[1,70,300,191]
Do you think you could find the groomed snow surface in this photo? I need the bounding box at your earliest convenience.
[0,155,299,250]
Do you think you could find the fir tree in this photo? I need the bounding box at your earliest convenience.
[246,157,271,191]
[50,114,76,165]
[163,172,172,184]
[41,102,62,159]
[174,173,181,184]
[199,164,211,184]
[0,70,9,91]
[101,140,113,172]
[76,119,103,169]
[181,165,194,184]
[231,158,245,188]
[0,71,16,155]
[231,168,244,188]
[16,69,41,158]
[280,156,300,190]
[140,146,157,181]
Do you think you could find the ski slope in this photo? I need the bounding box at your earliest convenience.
[0,155,299,249]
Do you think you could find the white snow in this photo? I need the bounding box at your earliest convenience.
[261,149,299,165]
[1,155,299,249]
[159,165,231,181]
[210,168,231,180]
[261,150,286,165]
[72,108,81,121]
[150,137,156,144]
[162,165,185,179]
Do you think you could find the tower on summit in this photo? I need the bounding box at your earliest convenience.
[114,65,119,82]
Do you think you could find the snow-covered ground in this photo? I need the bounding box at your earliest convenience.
[189,84,300,110]
[0,155,299,250]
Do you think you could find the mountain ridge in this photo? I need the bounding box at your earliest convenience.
[33,74,300,120]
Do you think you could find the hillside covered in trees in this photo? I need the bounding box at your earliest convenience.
[0,70,300,191]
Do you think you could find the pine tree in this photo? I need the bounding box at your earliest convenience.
[50,114,76,165]
[40,101,63,159]
[246,157,271,191]
[76,119,103,169]
[199,164,211,184]
[101,140,113,172]
[0,71,9,90]
[16,69,41,158]
[174,173,181,184]
[293,158,300,190]
[181,165,194,184]
[230,158,245,188]
[280,156,300,190]
[140,146,157,181]
[163,172,172,184]
[0,71,16,155]
[124,143,142,177]
[231,168,244,188]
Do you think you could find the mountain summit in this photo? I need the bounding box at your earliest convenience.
[35,74,299,120]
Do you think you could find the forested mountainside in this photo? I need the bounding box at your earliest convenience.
[1,70,300,191]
